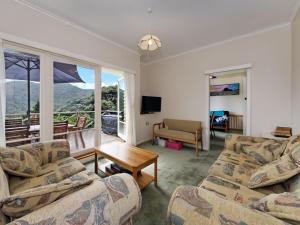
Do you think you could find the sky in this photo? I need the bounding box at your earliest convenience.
[70,66,121,89]
[5,66,121,89]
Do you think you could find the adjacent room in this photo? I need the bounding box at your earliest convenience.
[209,69,247,148]
[0,1,300,225]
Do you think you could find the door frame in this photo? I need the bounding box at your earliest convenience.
[117,76,126,140]
[204,64,252,150]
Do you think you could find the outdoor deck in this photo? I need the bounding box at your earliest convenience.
[68,129,123,154]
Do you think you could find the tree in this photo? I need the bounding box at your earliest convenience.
[31,101,40,113]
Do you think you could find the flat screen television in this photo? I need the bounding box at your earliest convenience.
[141,96,161,114]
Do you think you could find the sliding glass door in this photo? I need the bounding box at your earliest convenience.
[4,47,41,147]
[1,41,131,151]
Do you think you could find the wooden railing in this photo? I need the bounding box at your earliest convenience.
[229,114,243,131]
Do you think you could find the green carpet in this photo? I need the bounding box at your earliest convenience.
[133,138,224,225]
[86,135,224,225]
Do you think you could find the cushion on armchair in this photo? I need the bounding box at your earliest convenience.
[0,147,41,178]
[9,157,86,194]
[19,140,70,165]
[0,170,98,218]
[8,174,141,225]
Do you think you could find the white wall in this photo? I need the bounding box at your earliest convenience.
[292,7,300,134]
[140,25,292,149]
[210,72,246,115]
[0,0,142,145]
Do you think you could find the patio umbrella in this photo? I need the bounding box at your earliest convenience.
[4,51,85,127]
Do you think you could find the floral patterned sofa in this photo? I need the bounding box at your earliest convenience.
[0,140,141,225]
[167,134,300,225]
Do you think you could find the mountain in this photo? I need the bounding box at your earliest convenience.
[6,81,93,114]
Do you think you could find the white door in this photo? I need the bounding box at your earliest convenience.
[117,77,126,140]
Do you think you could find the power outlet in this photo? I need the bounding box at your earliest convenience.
[146,121,150,126]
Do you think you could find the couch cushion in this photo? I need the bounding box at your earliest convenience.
[251,190,300,224]
[155,128,195,141]
[208,159,260,186]
[283,135,300,155]
[225,134,268,153]
[17,143,43,166]
[255,184,287,195]
[9,157,86,194]
[0,166,9,200]
[244,140,287,165]
[200,175,265,205]
[1,170,98,218]
[285,174,300,192]
[163,119,201,133]
[0,147,40,177]
[248,154,300,189]
[217,150,261,166]
[168,186,287,225]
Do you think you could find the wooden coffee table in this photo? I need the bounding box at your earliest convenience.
[96,142,158,189]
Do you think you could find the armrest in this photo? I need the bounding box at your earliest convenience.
[167,186,287,225]
[224,134,267,153]
[7,173,142,225]
[2,170,96,218]
[153,122,164,134]
[196,128,202,141]
[153,122,163,129]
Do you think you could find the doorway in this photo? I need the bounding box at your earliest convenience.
[205,64,251,150]
[101,68,125,144]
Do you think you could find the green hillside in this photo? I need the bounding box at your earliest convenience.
[6,81,93,114]
[6,81,121,114]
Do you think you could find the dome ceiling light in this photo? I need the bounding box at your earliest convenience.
[138,8,162,51]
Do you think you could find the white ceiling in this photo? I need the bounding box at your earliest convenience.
[21,0,300,63]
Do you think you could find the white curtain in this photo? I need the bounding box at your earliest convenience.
[0,40,6,147]
[124,72,136,146]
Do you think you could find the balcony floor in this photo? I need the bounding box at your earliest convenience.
[68,129,123,154]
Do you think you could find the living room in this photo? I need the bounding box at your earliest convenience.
[1,0,300,225]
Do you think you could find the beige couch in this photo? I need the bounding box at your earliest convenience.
[0,140,141,225]
[167,134,300,225]
[153,119,202,156]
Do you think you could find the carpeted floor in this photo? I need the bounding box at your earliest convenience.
[85,133,226,225]
[133,138,224,225]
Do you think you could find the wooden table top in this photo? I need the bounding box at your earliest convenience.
[96,142,158,169]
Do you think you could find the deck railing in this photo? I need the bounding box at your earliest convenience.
[5,110,121,145]
[5,110,121,132]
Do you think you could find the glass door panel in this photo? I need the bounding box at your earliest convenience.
[53,60,95,154]
[4,49,40,146]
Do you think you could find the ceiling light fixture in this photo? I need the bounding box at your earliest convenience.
[138,8,162,51]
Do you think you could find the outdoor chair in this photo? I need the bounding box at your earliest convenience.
[5,125,30,147]
[54,121,68,139]
[5,118,23,128]
[30,116,40,125]
[68,116,87,148]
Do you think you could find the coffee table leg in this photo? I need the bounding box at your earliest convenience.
[154,159,158,187]
[133,169,138,181]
